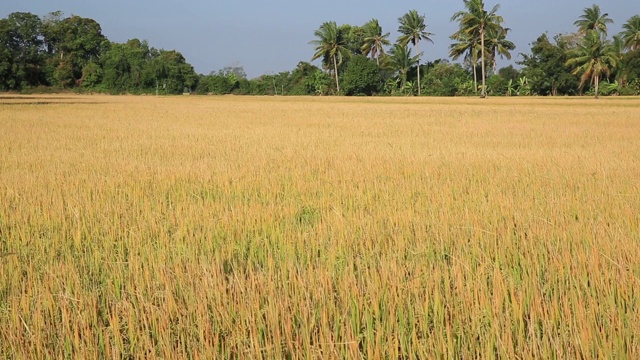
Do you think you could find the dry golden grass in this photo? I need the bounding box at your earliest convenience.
[1,94,639,358]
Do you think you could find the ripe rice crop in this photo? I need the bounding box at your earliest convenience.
[1,94,639,358]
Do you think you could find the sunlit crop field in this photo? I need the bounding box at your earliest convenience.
[1,94,639,358]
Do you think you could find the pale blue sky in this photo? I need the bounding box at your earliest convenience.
[2,1,637,78]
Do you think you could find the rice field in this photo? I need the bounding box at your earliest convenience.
[1,94,639,358]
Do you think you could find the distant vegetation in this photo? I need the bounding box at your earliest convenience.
[1,2,639,96]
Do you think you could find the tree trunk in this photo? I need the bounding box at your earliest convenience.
[594,75,599,99]
[470,45,478,92]
[333,55,340,94]
[480,28,486,98]
[473,61,478,93]
[416,42,421,96]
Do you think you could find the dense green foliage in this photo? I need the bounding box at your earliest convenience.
[518,34,581,96]
[0,11,196,94]
[1,4,640,96]
[340,55,383,96]
[422,60,474,96]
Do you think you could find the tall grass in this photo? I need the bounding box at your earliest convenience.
[1,95,639,358]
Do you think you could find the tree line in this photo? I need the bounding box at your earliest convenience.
[0,11,198,94]
[1,1,639,97]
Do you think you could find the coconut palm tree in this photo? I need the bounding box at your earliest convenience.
[566,30,618,98]
[485,26,515,72]
[622,15,640,50]
[612,35,626,57]
[451,0,505,98]
[610,35,627,83]
[449,31,480,92]
[310,21,350,93]
[398,10,434,96]
[361,19,391,66]
[574,4,613,35]
[389,43,420,94]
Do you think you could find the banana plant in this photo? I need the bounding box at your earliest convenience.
[506,79,516,96]
[517,76,530,96]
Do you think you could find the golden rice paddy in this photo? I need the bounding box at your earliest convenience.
[1,94,639,358]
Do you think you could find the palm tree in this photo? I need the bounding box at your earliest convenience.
[566,30,618,98]
[361,19,391,66]
[612,35,626,57]
[451,0,505,98]
[485,26,515,72]
[622,15,640,50]
[389,43,420,94]
[574,5,613,35]
[449,31,480,92]
[611,35,627,83]
[398,10,434,96]
[310,21,350,94]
